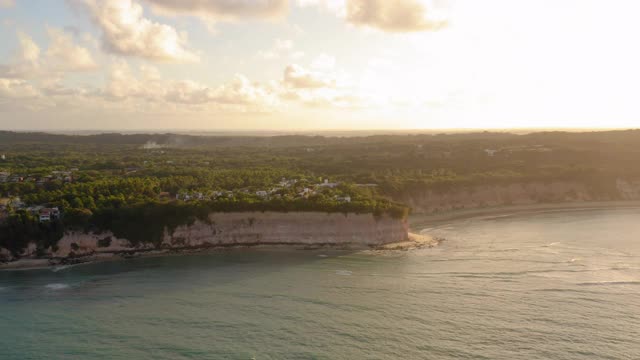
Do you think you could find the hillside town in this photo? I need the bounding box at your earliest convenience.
[1,176,354,224]
[175,178,351,204]
[0,170,75,185]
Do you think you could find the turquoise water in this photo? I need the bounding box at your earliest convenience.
[2,208,640,359]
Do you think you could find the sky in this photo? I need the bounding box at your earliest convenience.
[1,0,640,131]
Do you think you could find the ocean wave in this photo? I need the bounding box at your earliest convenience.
[335,270,353,276]
[45,283,70,290]
[539,242,561,248]
[577,281,640,286]
[52,265,75,272]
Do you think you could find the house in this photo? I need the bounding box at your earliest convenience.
[176,193,191,201]
[256,191,269,198]
[278,178,297,188]
[39,207,60,222]
[317,179,340,188]
[0,172,9,183]
[158,192,172,200]
[335,196,351,203]
[299,188,315,198]
[484,149,498,157]
[27,205,45,214]
[9,175,24,183]
[39,211,51,222]
[36,176,53,185]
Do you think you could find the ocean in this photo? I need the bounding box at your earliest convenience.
[2,208,640,359]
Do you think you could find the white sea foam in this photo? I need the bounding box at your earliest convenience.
[45,283,70,290]
[577,281,640,286]
[335,270,352,276]
[52,265,74,273]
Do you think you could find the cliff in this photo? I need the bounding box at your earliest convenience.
[0,212,408,265]
[402,179,640,214]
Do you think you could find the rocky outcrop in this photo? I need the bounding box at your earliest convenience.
[404,179,640,214]
[0,212,408,265]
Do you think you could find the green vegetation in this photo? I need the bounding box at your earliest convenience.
[2,129,640,255]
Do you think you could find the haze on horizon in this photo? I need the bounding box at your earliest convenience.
[1,0,639,131]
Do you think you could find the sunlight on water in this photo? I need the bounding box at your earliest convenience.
[2,208,640,359]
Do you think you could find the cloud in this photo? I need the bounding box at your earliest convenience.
[297,0,448,33]
[345,0,448,32]
[279,61,366,108]
[103,61,278,110]
[45,27,98,71]
[0,0,15,8]
[143,0,289,22]
[296,0,345,15]
[17,32,40,63]
[72,0,200,62]
[0,78,38,99]
[0,32,42,78]
[283,64,335,89]
[0,29,98,79]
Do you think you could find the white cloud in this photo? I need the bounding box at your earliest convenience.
[0,0,15,8]
[0,78,38,99]
[72,0,200,62]
[17,31,40,63]
[346,0,448,32]
[296,0,345,15]
[0,32,41,78]
[0,30,98,79]
[143,0,289,22]
[46,27,98,71]
[297,0,448,33]
[103,61,278,109]
[283,64,335,89]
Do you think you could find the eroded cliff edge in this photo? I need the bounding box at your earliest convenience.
[0,212,408,267]
[402,179,640,214]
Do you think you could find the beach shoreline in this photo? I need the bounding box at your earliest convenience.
[4,200,640,271]
[0,234,437,271]
[409,200,640,230]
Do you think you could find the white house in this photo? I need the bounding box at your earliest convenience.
[39,207,60,222]
[484,149,498,157]
[318,179,340,188]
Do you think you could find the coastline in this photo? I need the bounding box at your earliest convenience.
[0,236,436,271]
[4,200,640,271]
[409,200,640,230]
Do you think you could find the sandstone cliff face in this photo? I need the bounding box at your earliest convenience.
[404,179,640,214]
[163,212,407,248]
[1,212,408,261]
